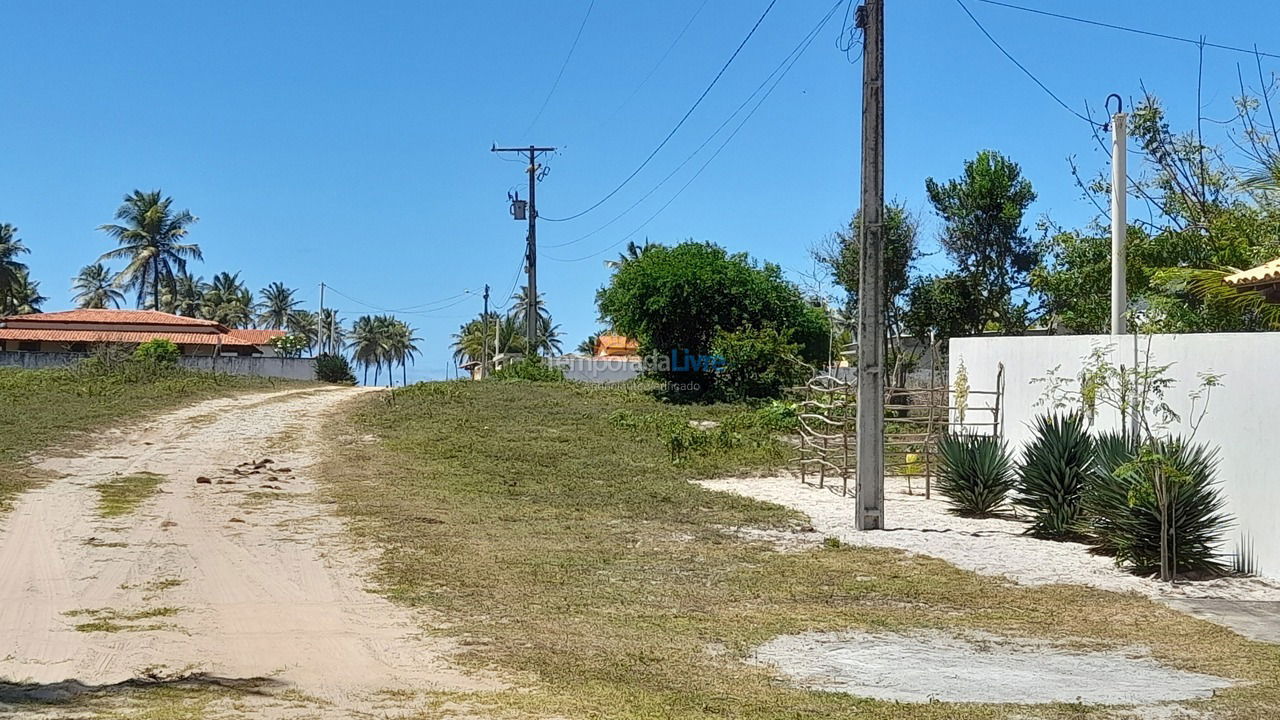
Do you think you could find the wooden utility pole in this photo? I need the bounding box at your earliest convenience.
[491,144,556,354]
[855,0,885,531]
[317,282,326,356]
[481,283,491,378]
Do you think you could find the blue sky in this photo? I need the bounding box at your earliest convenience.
[3,1,1277,382]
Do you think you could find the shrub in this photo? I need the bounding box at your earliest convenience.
[490,358,565,383]
[709,327,808,402]
[314,353,356,385]
[936,433,1015,516]
[132,338,180,365]
[268,333,309,358]
[753,400,799,433]
[1013,413,1095,538]
[1082,433,1232,576]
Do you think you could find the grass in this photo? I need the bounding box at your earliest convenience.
[0,363,300,511]
[317,380,1280,720]
[93,472,167,517]
[65,606,181,633]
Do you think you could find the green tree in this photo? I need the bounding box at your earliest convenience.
[257,282,300,329]
[577,334,599,355]
[921,150,1039,336]
[168,270,208,316]
[201,271,255,327]
[97,190,201,309]
[597,241,825,398]
[72,263,125,309]
[0,224,31,309]
[288,309,319,353]
[1,268,45,315]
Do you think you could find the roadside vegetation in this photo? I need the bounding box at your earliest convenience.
[92,472,166,517]
[322,380,1280,719]
[0,360,290,510]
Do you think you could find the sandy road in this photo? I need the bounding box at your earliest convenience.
[0,386,493,717]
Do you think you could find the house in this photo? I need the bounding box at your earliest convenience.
[0,309,285,357]
[593,334,639,357]
[1224,257,1280,302]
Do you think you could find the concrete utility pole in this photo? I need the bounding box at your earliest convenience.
[481,283,491,379]
[317,282,326,355]
[1109,97,1128,335]
[491,144,556,354]
[855,0,885,531]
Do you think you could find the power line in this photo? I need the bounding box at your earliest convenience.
[542,0,780,223]
[954,0,1098,126]
[975,0,1280,59]
[521,0,597,137]
[546,0,844,250]
[323,285,478,315]
[491,253,526,312]
[546,0,842,263]
[598,0,711,125]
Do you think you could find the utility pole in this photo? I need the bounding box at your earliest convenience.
[492,144,556,355]
[317,282,326,356]
[1109,97,1128,335]
[855,0,885,531]
[481,283,491,379]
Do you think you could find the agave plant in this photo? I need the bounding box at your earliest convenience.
[1013,413,1095,539]
[1082,432,1232,576]
[936,433,1015,516]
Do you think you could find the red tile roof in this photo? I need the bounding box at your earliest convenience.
[4,309,224,327]
[0,328,255,347]
[229,328,287,345]
[595,334,639,357]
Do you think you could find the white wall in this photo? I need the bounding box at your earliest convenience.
[949,333,1280,579]
[0,351,315,381]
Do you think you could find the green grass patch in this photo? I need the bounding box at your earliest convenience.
[0,364,301,510]
[92,472,166,517]
[64,606,181,633]
[316,380,1280,719]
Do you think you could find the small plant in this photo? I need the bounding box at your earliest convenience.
[132,338,180,365]
[936,433,1014,516]
[753,400,799,433]
[268,333,309,358]
[1083,432,1232,576]
[490,357,565,382]
[1014,413,1095,539]
[314,353,356,384]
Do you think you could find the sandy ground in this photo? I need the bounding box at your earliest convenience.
[0,386,497,718]
[700,475,1280,602]
[749,630,1233,705]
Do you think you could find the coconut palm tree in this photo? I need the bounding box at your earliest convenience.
[385,318,421,386]
[257,282,300,329]
[348,314,381,385]
[201,271,255,327]
[98,190,201,309]
[0,224,30,307]
[576,334,599,355]
[1,268,46,315]
[72,263,125,309]
[452,312,531,373]
[288,309,319,353]
[160,270,208,316]
[605,239,655,269]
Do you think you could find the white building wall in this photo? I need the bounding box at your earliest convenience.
[949,333,1280,579]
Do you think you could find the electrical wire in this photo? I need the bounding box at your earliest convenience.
[491,253,527,312]
[324,285,478,315]
[545,0,846,250]
[541,0,780,223]
[545,0,843,263]
[599,0,711,125]
[521,0,597,137]
[954,0,1098,126]
[975,0,1280,59]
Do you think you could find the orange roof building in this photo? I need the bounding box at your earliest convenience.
[594,334,639,357]
[0,309,285,357]
[1224,258,1280,301]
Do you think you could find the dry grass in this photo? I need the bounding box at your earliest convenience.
[92,472,166,517]
[314,380,1280,720]
[64,606,181,634]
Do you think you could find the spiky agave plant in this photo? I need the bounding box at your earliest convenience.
[1013,413,1095,539]
[936,433,1015,516]
[1082,432,1232,576]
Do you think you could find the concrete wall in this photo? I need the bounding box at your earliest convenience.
[0,351,315,381]
[950,333,1280,579]
[548,355,644,383]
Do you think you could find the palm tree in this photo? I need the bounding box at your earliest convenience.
[508,285,563,356]
[1,224,31,309]
[452,312,531,373]
[71,263,125,309]
[2,268,46,315]
[576,334,599,355]
[605,239,655,269]
[348,315,381,385]
[98,190,201,309]
[169,270,208,316]
[257,282,300,329]
[318,308,344,355]
[385,318,421,386]
[288,309,319,354]
[201,271,255,327]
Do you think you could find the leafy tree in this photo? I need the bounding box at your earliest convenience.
[597,241,825,398]
[257,282,300,329]
[920,150,1039,337]
[72,263,125,309]
[132,338,180,364]
[315,353,357,384]
[97,190,201,309]
[267,333,309,358]
[901,273,982,346]
[813,203,920,325]
[0,224,31,308]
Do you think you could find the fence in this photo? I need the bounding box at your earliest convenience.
[0,352,315,381]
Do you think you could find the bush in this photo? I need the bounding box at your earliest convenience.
[315,353,357,384]
[709,327,808,402]
[753,400,799,433]
[1013,413,1095,538]
[936,433,1015,516]
[132,338,180,365]
[490,358,565,383]
[1082,433,1232,576]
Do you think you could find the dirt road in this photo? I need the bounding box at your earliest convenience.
[0,386,493,717]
